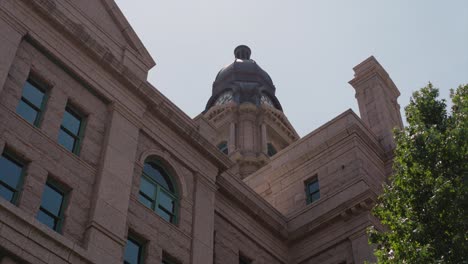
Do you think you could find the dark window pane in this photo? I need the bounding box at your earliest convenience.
[158,191,174,212]
[0,184,14,202]
[0,155,23,189]
[62,110,81,135]
[140,177,156,198]
[156,207,172,222]
[58,129,76,152]
[124,238,141,264]
[239,256,251,264]
[311,192,320,202]
[138,193,153,209]
[308,181,319,193]
[41,184,64,216]
[217,141,228,155]
[16,100,39,124]
[22,81,45,107]
[37,210,56,229]
[267,143,277,157]
[143,163,173,192]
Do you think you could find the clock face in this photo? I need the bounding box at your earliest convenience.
[215,91,233,106]
[260,94,274,107]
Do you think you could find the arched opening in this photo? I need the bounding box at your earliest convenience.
[138,158,179,224]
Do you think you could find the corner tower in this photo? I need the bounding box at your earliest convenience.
[203,45,299,178]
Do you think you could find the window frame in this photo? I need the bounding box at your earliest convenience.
[239,254,252,264]
[161,252,180,264]
[0,150,26,205]
[217,141,228,155]
[138,160,179,224]
[37,180,68,233]
[17,78,49,127]
[124,235,145,264]
[59,104,86,155]
[267,142,277,157]
[305,176,320,204]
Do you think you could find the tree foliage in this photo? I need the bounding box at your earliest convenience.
[369,83,468,263]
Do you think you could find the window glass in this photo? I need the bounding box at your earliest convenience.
[62,110,81,135]
[0,153,24,203]
[143,163,173,192]
[124,238,142,264]
[140,161,178,224]
[306,178,320,204]
[0,185,14,202]
[156,207,172,223]
[37,210,56,230]
[267,143,277,157]
[37,182,65,231]
[58,129,76,152]
[139,177,156,199]
[311,192,320,202]
[0,154,22,188]
[22,81,45,107]
[138,194,153,208]
[217,141,228,155]
[308,181,319,193]
[16,100,39,124]
[59,106,84,154]
[16,80,46,126]
[159,191,174,212]
[41,184,64,215]
[239,255,252,264]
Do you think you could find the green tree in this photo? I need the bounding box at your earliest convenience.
[369,83,468,263]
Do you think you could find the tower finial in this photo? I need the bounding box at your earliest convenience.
[234,45,251,60]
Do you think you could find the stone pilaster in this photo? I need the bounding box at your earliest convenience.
[0,14,25,93]
[350,231,376,264]
[191,173,217,264]
[85,103,140,263]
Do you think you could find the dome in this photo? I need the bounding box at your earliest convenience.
[205,45,282,111]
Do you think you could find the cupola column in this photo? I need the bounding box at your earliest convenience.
[261,123,268,154]
[228,122,236,154]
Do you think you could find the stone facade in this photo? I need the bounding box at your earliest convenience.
[0,1,402,264]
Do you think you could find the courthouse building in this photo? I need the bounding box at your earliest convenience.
[0,1,403,263]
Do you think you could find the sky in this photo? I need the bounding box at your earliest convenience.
[114,0,468,136]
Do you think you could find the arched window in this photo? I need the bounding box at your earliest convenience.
[138,160,178,224]
[267,143,277,157]
[217,141,228,155]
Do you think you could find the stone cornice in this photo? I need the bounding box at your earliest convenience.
[216,172,288,239]
[0,198,93,264]
[245,109,386,181]
[286,179,378,242]
[348,56,400,97]
[6,0,233,172]
[262,106,299,141]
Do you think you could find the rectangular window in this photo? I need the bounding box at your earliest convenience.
[0,151,25,204]
[306,177,320,204]
[37,181,66,232]
[58,105,84,154]
[161,252,179,264]
[239,255,252,264]
[16,79,47,126]
[124,237,144,264]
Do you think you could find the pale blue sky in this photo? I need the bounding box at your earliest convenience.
[115,0,468,136]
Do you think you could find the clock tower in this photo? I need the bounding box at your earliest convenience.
[203,45,299,178]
